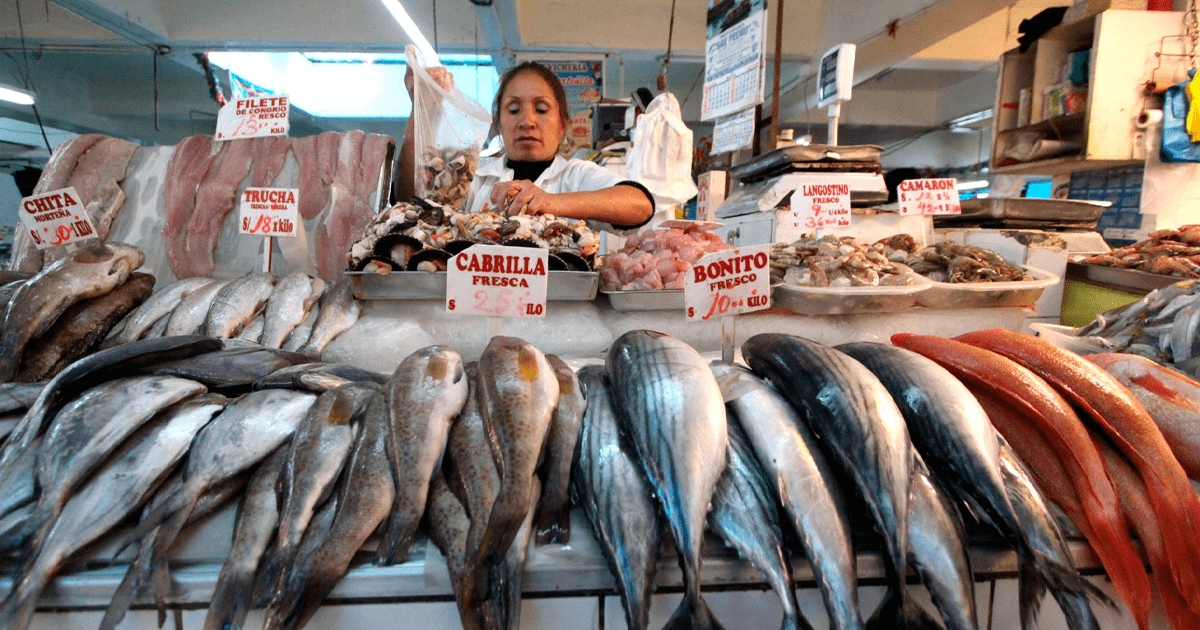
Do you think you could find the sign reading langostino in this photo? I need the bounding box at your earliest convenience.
[215,96,290,140]
[685,244,771,321]
[702,9,767,121]
[18,187,97,250]
[446,245,549,318]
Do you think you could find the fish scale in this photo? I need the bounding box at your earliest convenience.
[607,330,727,630]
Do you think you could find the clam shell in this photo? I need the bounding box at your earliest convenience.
[353,255,397,273]
[551,248,592,272]
[443,239,476,256]
[406,248,453,273]
[547,253,569,272]
[373,233,424,267]
[499,237,539,249]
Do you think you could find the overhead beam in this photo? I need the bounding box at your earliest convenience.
[473,0,521,74]
[51,0,169,46]
[778,0,1011,122]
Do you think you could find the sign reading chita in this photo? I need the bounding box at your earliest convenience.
[685,244,771,321]
[18,186,98,250]
[447,245,549,318]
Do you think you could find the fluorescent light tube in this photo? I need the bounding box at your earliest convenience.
[957,180,989,190]
[378,0,439,66]
[0,83,35,106]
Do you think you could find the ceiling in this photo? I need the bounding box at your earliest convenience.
[0,0,1067,169]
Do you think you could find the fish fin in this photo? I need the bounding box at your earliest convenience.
[663,592,726,630]
[1127,372,1200,409]
[100,532,157,630]
[1021,549,1114,630]
[1,570,47,630]
[533,511,570,546]
[205,567,255,630]
[374,517,415,566]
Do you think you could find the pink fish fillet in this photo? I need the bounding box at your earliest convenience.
[163,135,218,278]
[182,139,255,278]
[1087,353,1200,480]
[315,186,372,280]
[355,133,394,200]
[250,136,293,188]
[9,134,107,273]
[293,132,342,221]
[42,137,139,266]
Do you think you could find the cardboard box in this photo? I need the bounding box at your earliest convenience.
[695,171,728,222]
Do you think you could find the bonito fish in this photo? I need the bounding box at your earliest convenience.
[0,395,220,630]
[534,354,585,545]
[907,452,978,630]
[710,362,859,630]
[377,345,467,565]
[741,333,911,624]
[573,365,662,630]
[607,330,727,630]
[0,242,144,382]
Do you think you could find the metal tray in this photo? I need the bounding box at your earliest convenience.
[601,289,685,312]
[1066,261,1182,293]
[916,266,1059,309]
[729,144,884,182]
[347,270,599,301]
[771,274,932,315]
[957,197,1110,222]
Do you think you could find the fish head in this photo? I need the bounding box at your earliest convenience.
[416,345,466,386]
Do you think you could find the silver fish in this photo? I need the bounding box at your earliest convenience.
[137,345,310,390]
[253,362,389,392]
[262,272,326,349]
[263,388,394,630]
[10,376,206,554]
[907,452,978,630]
[999,441,1104,630]
[260,382,376,599]
[1170,305,1200,363]
[16,272,156,382]
[281,307,319,353]
[116,276,211,343]
[533,355,585,545]
[708,414,812,630]
[742,333,911,616]
[0,383,45,417]
[469,337,558,584]
[710,362,860,630]
[203,272,277,339]
[377,345,467,565]
[297,279,362,358]
[204,446,290,630]
[1,394,219,630]
[572,366,662,630]
[607,330,727,630]
[237,313,266,343]
[0,437,39,528]
[165,278,231,336]
[0,242,145,381]
[425,473,488,630]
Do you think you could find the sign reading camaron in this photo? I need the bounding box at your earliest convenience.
[685,244,771,321]
[446,245,549,318]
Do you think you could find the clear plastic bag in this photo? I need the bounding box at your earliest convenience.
[407,46,492,209]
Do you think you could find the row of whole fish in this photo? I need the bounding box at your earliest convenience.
[1075,278,1200,377]
[0,326,1197,630]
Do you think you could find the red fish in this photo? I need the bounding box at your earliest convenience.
[1087,353,1200,480]
[892,333,1151,629]
[954,328,1200,614]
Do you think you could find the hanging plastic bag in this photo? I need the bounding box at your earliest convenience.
[406,46,492,209]
[626,92,699,207]
[1160,70,1200,163]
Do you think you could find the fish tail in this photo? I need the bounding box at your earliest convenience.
[663,592,726,630]
[1,572,46,630]
[251,546,288,606]
[99,543,153,630]
[1074,511,1151,629]
[1049,589,1102,630]
[203,569,253,630]
[0,512,35,556]
[1020,548,1113,630]
[1156,566,1200,630]
[1143,472,1200,606]
[533,511,569,546]
[374,513,416,566]
[780,604,816,630]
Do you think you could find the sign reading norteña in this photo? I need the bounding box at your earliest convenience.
[446,245,549,318]
[685,244,771,321]
[18,187,97,250]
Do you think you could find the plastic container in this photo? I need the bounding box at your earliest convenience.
[916,266,1059,310]
[771,274,932,315]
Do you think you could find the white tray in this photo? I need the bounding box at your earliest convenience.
[916,266,1059,309]
[771,274,932,315]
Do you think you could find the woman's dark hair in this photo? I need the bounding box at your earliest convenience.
[493,61,570,130]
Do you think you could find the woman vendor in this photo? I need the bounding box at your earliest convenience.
[399,61,655,232]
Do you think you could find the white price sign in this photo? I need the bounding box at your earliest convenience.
[789,182,850,230]
[239,188,299,237]
[685,244,771,321]
[446,245,549,318]
[215,96,290,141]
[18,187,97,250]
[898,179,962,216]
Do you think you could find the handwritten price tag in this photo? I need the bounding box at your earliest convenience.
[446,245,549,318]
[239,188,299,237]
[215,96,290,141]
[789,182,850,229]
[898,178,962,216]
[684,244,771,321]
[18,187,98,250]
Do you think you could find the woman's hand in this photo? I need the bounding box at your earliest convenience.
[491,180,559,217]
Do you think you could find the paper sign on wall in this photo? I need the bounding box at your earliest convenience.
[447,245,549,318]
[898,179,962,216]
[685,244,771,321]
[239,188,299,237]
[17,187,97,250]
[215,96,290,140]
[789,182,851,229]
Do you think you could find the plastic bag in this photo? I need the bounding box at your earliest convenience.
[626,92,699,207]
[1161,71,1200,163]
[407,46,492,209]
